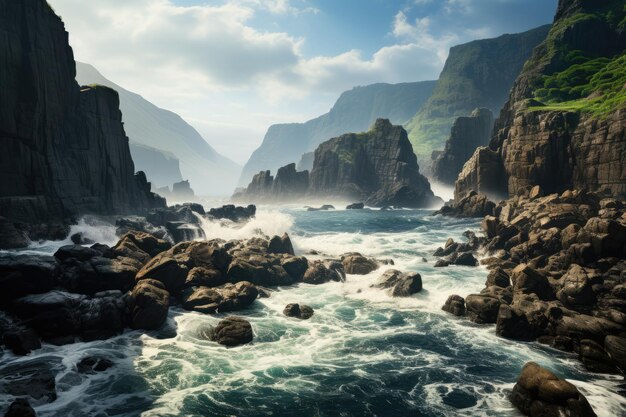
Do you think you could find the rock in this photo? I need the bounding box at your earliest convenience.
[436,192,496,218]
[465,294,501,324]
[373,269,422,297]
[54,245,101,262]
[511,264,553,300]
[57,256,142,295]
[578,339,617,373]
[454,147,507,200]
[77,357,114,373]
[113,231,172,259]
[2,328,41,356]
[346,203,365,210]
[280,256,308,281]
[604,335,626,372]
[486,268,510,288]
[0,1,164,242]
[283,303,314,320]
[129,280,170,330]
[442,295,465,316]
[308,119,442,208]
[70,232,95,245]
[342,253,379,275]
[185,267,226,288]
[556,265,598,307]
[1,363,57,403]
[0,255,57,306]
[3,399,36,417]
[179,281,258,314]
[510,362,597,417]
[454,252,478,266]
[306,205,335,211]
[302,262,343,285]
[0,217,30,249]
[432,108,495,185]
[268,233,295,255]
[233,164,309,203]
[209,316,253,347]
[529,185,544,199]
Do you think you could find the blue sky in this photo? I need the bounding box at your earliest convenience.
[49,0,557,163]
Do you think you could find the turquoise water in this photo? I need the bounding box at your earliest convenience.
[1,207,625,416]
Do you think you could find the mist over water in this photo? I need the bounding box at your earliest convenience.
[2,207,625,417]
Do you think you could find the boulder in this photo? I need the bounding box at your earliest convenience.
[578,339,617,373]
[57,256,142,295]
[185,267,226,288]
[1,363,56,403]
[280,256,308,281]
[77,357,114,373]
[0,255,56,305]
[2,328,41,356]
[283,303,314,320]
[486,268,510,288]
[3,399,36,417]
[54,245,101,262]
[557,265,598,307]
[373,269,422,297]
[346,203,365,210]
[454,252,478,266]
[442,295,465,316]
[268,233,295,255]
[179,281,258,314]
[302,262,342,285]
[207,204,256,222]
[129,280,170,330]
[511,264,554,300]
[341,253,379,275]
[209,316,253,347]
[465,294,501,324]
[510,362,597,417]
[71,232,95,245]
[604,335,626,372]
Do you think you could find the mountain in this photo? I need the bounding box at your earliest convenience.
[239,81,437,186]
[0,0,164,247]
[456,0,626,199]
[75,63,240,196]
[129,143,183,188]
[405,25,551,159]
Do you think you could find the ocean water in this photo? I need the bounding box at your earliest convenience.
[1,207,625,417]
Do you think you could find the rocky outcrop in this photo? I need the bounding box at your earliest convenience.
[232,163,309,203]
[456,1,626,200]
[432,108,494,185]
[373,269,422,297]
[239,81,437,186]
[308,119,441,207]
[156,180,195,201]
[434,192,496,218]
[0,0,164,248]
[510,362,597,417]
[208,316,253,347]
[283,303,314,320]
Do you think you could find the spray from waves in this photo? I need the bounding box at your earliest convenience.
[67,216,119,246]
[197,209,294,241]
[429,181,455,202]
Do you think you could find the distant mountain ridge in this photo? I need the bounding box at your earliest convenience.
[239,81,437,186]
[76,63,240,196]
[405,25,551,159]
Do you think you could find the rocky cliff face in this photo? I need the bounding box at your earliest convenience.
[432,108,494,185]
[308,119,441,207]
[405,25,550,159]
[0,0,164,245]
[233,163,309,202]
[239,81,437,186]
[456,0,626,200]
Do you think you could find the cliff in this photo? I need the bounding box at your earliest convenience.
[0,0,164,245]
[432,108,494,185]
[405,25,550,159]
[233,164,309,202]
[456,0,626,200]
[239,81,436,186]
[308,119,441,207]
[76,62,240,196]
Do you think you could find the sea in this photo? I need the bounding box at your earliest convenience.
[1,202,625,417]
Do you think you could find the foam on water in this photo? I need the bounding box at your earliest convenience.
[1,207,625,416]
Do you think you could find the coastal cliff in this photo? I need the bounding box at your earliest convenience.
[0,0,164,246]
[456,0,626,200]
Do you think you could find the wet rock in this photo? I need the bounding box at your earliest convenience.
[54,245,101,262]
[486,268,510,288]
[179,281,258,314]
[0,217,29,249]
[3,399,36,417]
[604,335,626,372]
[57,256,142,295]
[0,255,57,306]
[113,231,171,260]
[454,252,478,266]
[435,192,496,218]
[373,269,422,297]
[2,328,41,356]
[185,267,226,288]
[578,339,617,373]
[1,363,57,403]
[280,256,308,281]
[70,232,95,245]
[465,294,501,324]
[346,203,365,210]
[442,295,465,316]
[511,264,554,301]
[129,280,170,330]
[208,204,256,222]
[210,316,253,347]
[510,362,597,417]
[556,265,598,307]
[341,253,379,275]
[268,233,295,255]
[77,357,114,373]
[283,303,314,320]
[302,262,343,285]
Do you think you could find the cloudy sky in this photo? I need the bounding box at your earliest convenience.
[48,0,557,164]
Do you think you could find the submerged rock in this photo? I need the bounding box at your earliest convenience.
[3,399,36,417]
[209,316,253,347]
[1,363,57,404]
[510,362,597,417]
[77,357,114,373]
[283,303,315,320]
[346,203,365,210]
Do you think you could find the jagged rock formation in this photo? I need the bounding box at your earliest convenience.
[239,81,437,186]
[76,62,240,196]
[129,143,183,189]
[0,0,164,247]
[233,163,309,202]
[308,119,441,207]
[405,26,550,160]
[156,180,195,202]
[432,108,494,185]
[456,0,626,200]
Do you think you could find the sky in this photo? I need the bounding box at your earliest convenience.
[48,0,557,164]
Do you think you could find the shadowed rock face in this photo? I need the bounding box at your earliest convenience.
[432,108,494,185]
[0,0,164,245]
[233,163,309,202]
[455,0,626,200]
[309,119,441,208]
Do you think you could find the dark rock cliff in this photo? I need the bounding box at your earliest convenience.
[0,0,164,245]
[239,81,437,186]
[432,108,494,185]
[233,163,309,202]
[308,119,441,207]
[456,0,626,200]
